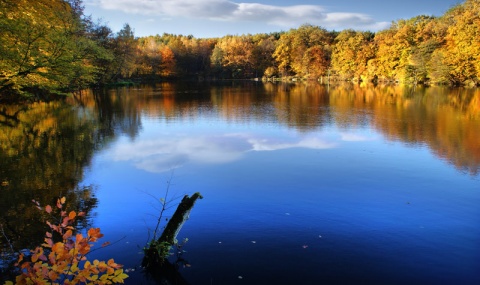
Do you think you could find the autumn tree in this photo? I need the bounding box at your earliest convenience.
[250,34,277,78]
[373,24,407,82]
[0,0,108,98]
[272,32,294,77]
[293,25,333,78]
[302,46,330,78]
[439,0,480,85]
[160,46,176,77]
[135,37,163,78]
[167,35,189,75]
[331,30,375,81]
[273,25,334,78]
[212,36,255,78]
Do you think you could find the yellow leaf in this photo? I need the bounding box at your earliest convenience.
[70,262,78,273]
[114,269,122,275]
[60,197,66,204]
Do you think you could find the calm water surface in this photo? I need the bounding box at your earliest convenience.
[1,82,479,284]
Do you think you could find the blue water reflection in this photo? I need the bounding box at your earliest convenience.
[106,118,340,173]
[80,83,479,285]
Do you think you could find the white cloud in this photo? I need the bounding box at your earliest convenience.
[248,137,335,151]
[324,13,389,30]
[340,133,376,142]
[108,133,335,173]
[93,0,388,30]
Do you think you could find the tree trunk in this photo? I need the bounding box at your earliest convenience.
[142,192,203,269]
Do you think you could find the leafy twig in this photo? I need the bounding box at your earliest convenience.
[153,170,175,241]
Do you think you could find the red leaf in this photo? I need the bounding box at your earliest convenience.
[62,217,70,227]
[45,205,52,214]
[44,237,53,247]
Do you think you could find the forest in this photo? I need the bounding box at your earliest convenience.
[1,0,479,101]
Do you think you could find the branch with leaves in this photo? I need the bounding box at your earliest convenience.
[4,197,128,285]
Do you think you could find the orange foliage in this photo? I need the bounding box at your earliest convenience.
[5,198,128,285]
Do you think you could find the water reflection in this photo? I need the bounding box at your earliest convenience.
[0,89,145,263]
[98,82,480,175]
[109,132,337,173]
[1,82,479,241]
[0,101,101,255]
[327,84,480,175]
[1,81,479,282]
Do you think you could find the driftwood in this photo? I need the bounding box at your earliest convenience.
[142,192,203,284]
[159,192,203,246]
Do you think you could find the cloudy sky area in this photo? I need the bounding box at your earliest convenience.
[84,0,460,38]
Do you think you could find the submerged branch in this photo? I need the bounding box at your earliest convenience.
[143,192,202,268]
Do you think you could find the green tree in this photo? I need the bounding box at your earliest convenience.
[210,45,225,78]
[110,24,137,80]
[0,0,108,99]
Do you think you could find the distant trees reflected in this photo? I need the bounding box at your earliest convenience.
[1,82,478,261]
[82,82,480,175]
[0,101,100,253]
[0,89,143,259]
[120,82,479,174]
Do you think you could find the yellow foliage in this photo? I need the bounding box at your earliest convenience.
[5,198,128,285]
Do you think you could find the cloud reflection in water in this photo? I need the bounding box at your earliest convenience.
[109,132,338,173]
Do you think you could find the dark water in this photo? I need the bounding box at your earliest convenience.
[1,82,479,284]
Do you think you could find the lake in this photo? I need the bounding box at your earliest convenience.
[1,81,479,284]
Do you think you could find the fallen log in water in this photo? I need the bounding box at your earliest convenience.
[142,192,203,283]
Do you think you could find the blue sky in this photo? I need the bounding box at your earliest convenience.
[84,0,462,38]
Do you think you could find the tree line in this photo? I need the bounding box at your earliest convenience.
[1,0,479,100]
[0,0,137,100]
